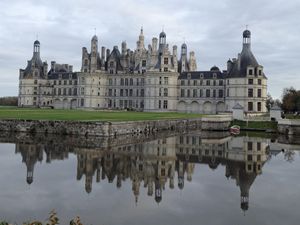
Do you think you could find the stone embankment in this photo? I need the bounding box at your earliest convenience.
[278,119,300,136]
[0,116,232,137]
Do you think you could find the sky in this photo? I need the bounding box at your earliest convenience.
[0,0,300,99]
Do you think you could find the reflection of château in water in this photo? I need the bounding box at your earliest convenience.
[13,132,268,211]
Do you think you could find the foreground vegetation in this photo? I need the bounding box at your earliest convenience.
[0,107,203,121]
[0,210,84,225]
[231,119,278,131]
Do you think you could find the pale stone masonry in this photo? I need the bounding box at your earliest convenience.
[19,28,267,114]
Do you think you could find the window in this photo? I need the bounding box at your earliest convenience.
[181,80,185,85]
[257,142,261,151]
[200,89,203,97]
[213,90,216,98]
[248,102,253,111]
[249,69,253,75]
[193,89,197,97]
[258,89,262,97]
[164,77,168,85]
[258,70,262,75]
[63,88,66,95]
[121,78,124,85]
[108,89,112,97]
[80,98,84,107]
[129,89,133,97]
[130,78,133,86]
[73,88,77,96]
[158,100,161,109]
[53,80,56,85]
[219,80,223,86]
[187,89,190,97]
[227,89,229,97]
[206,80,210,86]
[248,79,253,85]
[164,67,168,72]
[69,80,72,85]
[258,79,262,85]
[248,142,253,151]
[206,89,210,97]
[163,100,168,109]
[218,89,223,98]
[194,80,197,86]
[159,77,162,85]
[120,89,123,96]
[248,88,253,97]
[64,80,67,85]
[164,88,168,97]
[247,155,253,161]
[257,102,262,111]
[213,80,216,86]
[181,89,185,97]
[142,60,146,67]
[164,58,168,65]
[108,79,113,86]
[141,89,144,97]
[125,78,128,86]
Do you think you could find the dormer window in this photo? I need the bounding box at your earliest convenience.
[164,58,168,65]
[213,73,217,79]
[258,69,262,76]
[249,69,253,75]
[200,73,204,79]
[187,73,191,79]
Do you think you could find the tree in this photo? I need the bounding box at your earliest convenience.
[281,87,300,113]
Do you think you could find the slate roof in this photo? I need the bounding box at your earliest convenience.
[47,71,77,80]
[179,70,226,80]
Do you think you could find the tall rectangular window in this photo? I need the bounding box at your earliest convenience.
[164,58,168,65]
[248,102,253,111]
[206,89,210,97]
[163,100,168,109]
[258,89,262,97]
[164,88,168,97]
[164,77,168,85]
[181,89,185,97]
[248,88,253,97]
[257,102,262,111]
[248,79,253,85]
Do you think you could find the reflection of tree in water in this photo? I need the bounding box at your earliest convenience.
[284,150,295,162]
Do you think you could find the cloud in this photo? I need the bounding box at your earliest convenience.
[0,0,299,98]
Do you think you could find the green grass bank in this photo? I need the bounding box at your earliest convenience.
[0,107,203,122]
[231,119,278,131]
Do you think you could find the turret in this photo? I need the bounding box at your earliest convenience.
[152,37,158,52]
[159,31,166,51]
[90,35,98,72]
[189,51,197,71]
[122,41,127,55]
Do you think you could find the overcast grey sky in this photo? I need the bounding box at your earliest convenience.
[0,0,300,98]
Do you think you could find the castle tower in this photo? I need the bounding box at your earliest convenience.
[137,27,145,50]
[90,35,98,72]
[189,51,197,71]
[180,43,188,72]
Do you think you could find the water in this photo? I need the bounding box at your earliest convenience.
[0,131,299,225]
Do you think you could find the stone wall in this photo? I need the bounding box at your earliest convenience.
[278,119,300,136]
[0,116,232,137]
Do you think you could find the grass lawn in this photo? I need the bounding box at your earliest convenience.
[0,107,204,122]
[231,119,278,130]
[285,114,300,120]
